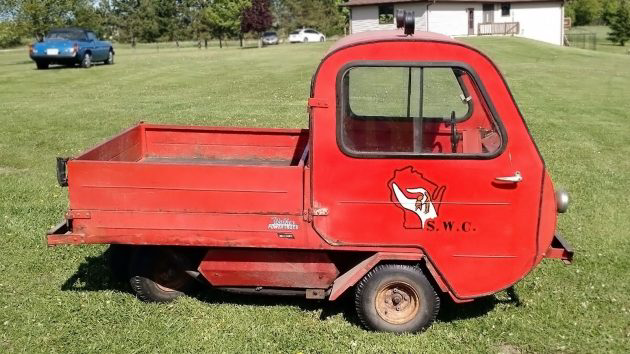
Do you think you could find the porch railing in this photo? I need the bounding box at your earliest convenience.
[478,22,520,36]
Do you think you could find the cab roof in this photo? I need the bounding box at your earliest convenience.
[325,30,459,56]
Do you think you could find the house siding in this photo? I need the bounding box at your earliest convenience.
[349,1,564,46]
[350,3,427,33]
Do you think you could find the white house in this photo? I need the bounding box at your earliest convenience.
[342,0,565,45]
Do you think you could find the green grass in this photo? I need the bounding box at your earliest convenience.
[567,25,630,55]
[1,38,629,352]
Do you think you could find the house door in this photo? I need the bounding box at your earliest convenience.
[467,8,475,35]
[482,4,494,23]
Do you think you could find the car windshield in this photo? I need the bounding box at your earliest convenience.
[290,31,299,35]
[263,32,276,37]
[46,30,85,40]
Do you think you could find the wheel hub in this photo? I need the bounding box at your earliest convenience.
[375,282,420,324]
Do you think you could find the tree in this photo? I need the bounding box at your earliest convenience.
[9,0,99,40]
[112,0,160,46]
[274,0,347,37]
[206,0,250,48]
[241,0,272,47]
[568,0,602,26]
[608,0,630,45]
[602,0,620,25]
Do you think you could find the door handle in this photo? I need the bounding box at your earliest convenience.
[495,171,522,183]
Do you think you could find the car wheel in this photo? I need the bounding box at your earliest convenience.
[303,37,308,43]
[129,247,196,303]
[320,36,325,42]
[104,50,114,65]
[81,53,92,68]
[36,61,49,70]
[354,264,440,333]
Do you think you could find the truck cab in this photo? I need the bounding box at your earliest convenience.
[48,23,572,333]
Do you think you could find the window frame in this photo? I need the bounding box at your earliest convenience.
[378,4,395,25]
[501,3,511,17]
[335,61,507,160]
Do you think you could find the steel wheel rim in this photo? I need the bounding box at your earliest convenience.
[152,252,189,293]
[375,281,420,325]
[109,52,113,63]
[85,54,91,66]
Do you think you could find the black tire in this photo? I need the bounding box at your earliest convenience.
[104,50,114,65]
[105,244,132,282]
[354,264,440,333]
[81,52,92,68]
[320,36,325,42]
[36,61,49,70]
[129,247,195,303]
[303,37,308,43]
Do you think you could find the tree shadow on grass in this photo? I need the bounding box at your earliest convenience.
[61,249,521,327]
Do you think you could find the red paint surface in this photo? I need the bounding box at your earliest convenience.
[48,31,569,300]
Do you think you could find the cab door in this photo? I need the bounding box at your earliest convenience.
[310,61,545,298]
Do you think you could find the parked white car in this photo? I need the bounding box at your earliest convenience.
[288,29,326,43]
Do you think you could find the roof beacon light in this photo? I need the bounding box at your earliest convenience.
[396,10,415,36]
[404,11,415,36]
[396,10,405,29]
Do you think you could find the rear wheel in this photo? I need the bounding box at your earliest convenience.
[129,247,196,303]
[354,264,440,333]
[81,53,92,68]
[104,50,114,65]
[36,61,49,70]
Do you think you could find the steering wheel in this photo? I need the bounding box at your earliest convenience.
[450,111,460,153]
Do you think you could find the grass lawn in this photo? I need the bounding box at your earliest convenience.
[567,25,630,55]
[1,38,629,352]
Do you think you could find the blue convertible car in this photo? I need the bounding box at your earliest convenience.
[29,28,114,69]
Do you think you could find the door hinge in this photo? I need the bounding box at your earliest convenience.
[307,98,329,108]
[303,208,329,222]
[312,207,329,216]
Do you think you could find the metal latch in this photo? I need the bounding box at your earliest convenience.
[307,98,329,108]
[65,211,91,219]
[56,157,69,187]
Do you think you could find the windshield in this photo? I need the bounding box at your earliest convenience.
[263,32,276,37]
[290,31,299,35]
[46,30,85,40]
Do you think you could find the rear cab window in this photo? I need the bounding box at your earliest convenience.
[337,62,505,158]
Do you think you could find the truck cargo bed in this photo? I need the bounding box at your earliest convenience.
[61,123,310,248]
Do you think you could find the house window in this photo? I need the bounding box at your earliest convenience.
[501,3,511,17]
[378,5,394,24]
[338,64,504,157]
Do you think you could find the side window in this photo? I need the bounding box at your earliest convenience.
[339,65,503,157]
[87,32,97,40]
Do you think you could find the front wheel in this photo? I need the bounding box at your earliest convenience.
[81,53,92,68]
[320,36,325,42]
[354,264,440,333]
[303,37,308,43]
[129,247,196,303]
[104,50,114,65]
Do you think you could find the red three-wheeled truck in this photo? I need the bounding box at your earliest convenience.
[47,16,573,333]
